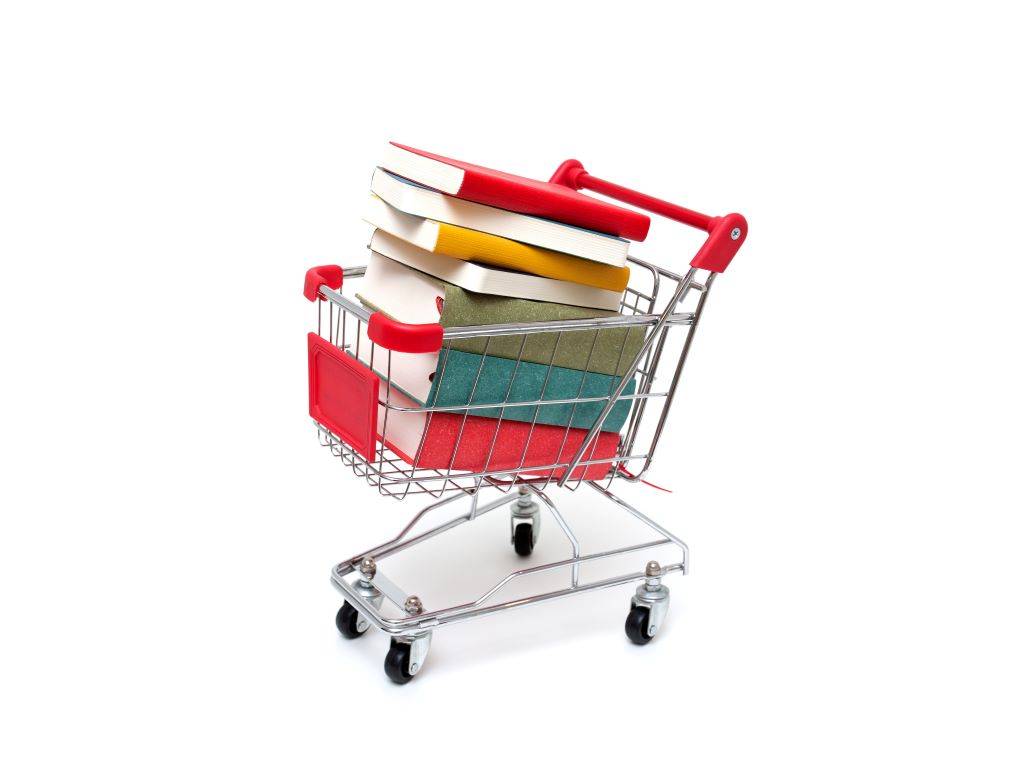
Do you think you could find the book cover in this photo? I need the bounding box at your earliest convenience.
[364,194,630,293]
[384,142,651,241]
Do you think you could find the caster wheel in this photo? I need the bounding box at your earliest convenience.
[625,605,655,645]
[513,522,535,556]
[384,640,415,684]
[335,601,368,639]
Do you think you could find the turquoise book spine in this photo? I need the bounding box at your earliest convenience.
[425,349,635,432]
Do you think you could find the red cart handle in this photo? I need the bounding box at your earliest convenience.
[303,264,443,353]
[367,314,443,353]
[549,160,747,273]
[304,264,343,301]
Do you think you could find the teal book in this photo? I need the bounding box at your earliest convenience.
[425,348,635,432]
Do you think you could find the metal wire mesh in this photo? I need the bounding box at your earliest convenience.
[312,254,712,500]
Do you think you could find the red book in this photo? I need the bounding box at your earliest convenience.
[383,142,651,242]
[384,411,619,481]
[308,332,618,481]
[377,380,618,481]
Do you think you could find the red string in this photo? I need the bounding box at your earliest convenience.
[617,464,673,493]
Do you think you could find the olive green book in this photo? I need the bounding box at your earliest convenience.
[357,252,645,376]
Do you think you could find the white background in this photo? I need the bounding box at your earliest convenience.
[2,1,1022,775]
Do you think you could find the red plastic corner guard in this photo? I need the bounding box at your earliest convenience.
[367,312,443,353]
[548,159,748,273]
[304,265,343,302]
[548,159,587,189]
[692,213,748,273]
[307,332,378,461]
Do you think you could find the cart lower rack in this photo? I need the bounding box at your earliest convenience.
[305,159,746,682]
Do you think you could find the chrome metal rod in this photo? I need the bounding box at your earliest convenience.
[320,286,371,324]
[558,269,698,486]
[440,312,694,339]
[338,489,519,569]
[428,539,674,618]
[376,391,669,415]
[332,568,673,634]
[529,487,582,586]
[636,273,716,478]
[587,481,689,572]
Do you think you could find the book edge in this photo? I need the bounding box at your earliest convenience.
[369,231,621,311]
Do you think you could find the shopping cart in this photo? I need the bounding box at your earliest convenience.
[304,158,747,682]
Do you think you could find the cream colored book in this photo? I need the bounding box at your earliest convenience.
[363,194,630,292]
[368,230,623,311]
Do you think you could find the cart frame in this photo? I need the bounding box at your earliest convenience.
[305,157,746,682]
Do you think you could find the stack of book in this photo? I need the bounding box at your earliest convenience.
[353,143,651,480]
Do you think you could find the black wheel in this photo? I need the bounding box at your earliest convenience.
[625,605,654,645]
[335,601,367,639]
[384,640,414,684]
[513,522,535,556]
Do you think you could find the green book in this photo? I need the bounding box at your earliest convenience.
[354,251,647,426]
[358,251,646,377]
[358,282,645,377]
[426,347,635,432]
[438,285,644,376]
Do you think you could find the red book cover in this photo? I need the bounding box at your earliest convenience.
[385,412,619,482]
[386,142,651,242]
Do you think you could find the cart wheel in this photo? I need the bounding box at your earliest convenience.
[513,522,535,556]
[625,605,655,645]
[335,601,368,639]
[384,640,415,684]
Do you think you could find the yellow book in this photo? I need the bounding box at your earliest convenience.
[363,194,630,293]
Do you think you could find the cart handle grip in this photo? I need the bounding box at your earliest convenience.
[303,264,343,301]
[549,160,747,273]
[303,264,444,354]
[367,313,443,353]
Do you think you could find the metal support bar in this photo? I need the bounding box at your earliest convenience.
[557,268,698,486]
[329,483,688,636]
[333,566,678,635]
[336,488,520,572]
[528,486,582,586]
[587,481,689,574]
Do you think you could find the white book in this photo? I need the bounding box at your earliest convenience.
[368,229,623,311]
[371,378,430,463]
[359,246,447,325]
[369,167,629,267]
[363,193,445,255]
[352,252,443,403]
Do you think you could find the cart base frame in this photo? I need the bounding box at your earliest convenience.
[330,480,687,682]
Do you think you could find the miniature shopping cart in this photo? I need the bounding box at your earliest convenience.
[304,159,747,683]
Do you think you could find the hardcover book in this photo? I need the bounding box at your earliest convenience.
[350,334,635,433]
[370,168,630,267]
[382,142,651,242]
[372,379,620,480]
[358,251,644,375]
